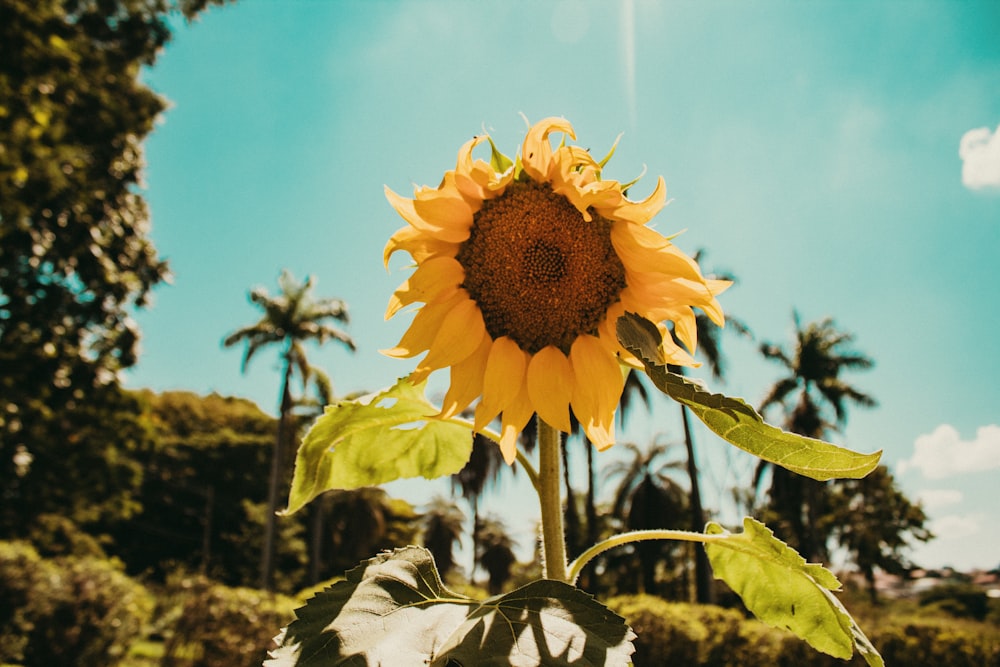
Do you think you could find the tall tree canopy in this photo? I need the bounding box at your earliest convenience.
[224,269,355,590]
[0,0,229,536]
[756,313,877,561]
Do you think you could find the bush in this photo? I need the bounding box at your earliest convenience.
[606,595,749,666]
[160,574,297,667]
[606,592,1000,666]
[0,540,153,667]
[919,583,990,621]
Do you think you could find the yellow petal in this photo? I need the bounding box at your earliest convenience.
[526,345,574,434]
[596,175,667,224]
[438,334,492,420]
[412,296,487,378]
[385,186,471,243]
[381,290,465,359]
[383,225,458,268]
[521,117,576,183]
[385,256,464,319]
[569,335,623,451]
[475,336,528,431]
[610,221,704,280]
[497,386,534,465]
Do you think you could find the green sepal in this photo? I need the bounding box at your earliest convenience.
[283,377,474,515]
[266,546,636,666]
[704,518,883,666]
[487,136,513,174]
[616,313,881,481]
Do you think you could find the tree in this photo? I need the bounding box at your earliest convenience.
[606,440,689,596]
[826,465,932,603]
[421,496,465,581]
[667,251,750,603]
[312,488,420,581]
[451,432,506,581]
[756,312,877,561]
[223,270,355,590]
[475,515,518,595]
[0,0,237,536]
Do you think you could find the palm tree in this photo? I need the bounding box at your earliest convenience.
[421,495,466,581]
[450,432,506,581]
[606,439,689,596]
[476,515,518,595]
[223,270,355,590]
[756,312,876,561]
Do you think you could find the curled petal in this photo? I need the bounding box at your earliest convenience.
[595,175,667,224]
[522,117,576,183]
[526,345,574,434]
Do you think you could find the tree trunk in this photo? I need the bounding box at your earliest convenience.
[672,363,715,605]
[261,347,294,591]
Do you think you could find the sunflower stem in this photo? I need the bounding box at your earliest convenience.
[567,529,723,585]
[538,419,568,582]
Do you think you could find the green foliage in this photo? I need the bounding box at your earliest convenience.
[159,573,297,667]
[606,594,1000,666]
[285,378,475,515]
[616,313,881,481]
[107,391,283,587]
[0,540,153,667]
[918,583,990,621]
[704,517,881,665]
[0,383,148,539]
[267,547,636,666]
[605,596,748,666]
[826,466,932,601]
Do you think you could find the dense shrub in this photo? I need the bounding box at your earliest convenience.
[607,593,1000,666]
[160,574,297,667]
[606,595,748,666]
[919,582,990,621]
[0,540,153,667]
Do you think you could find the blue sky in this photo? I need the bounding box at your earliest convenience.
[127,0,1000,572]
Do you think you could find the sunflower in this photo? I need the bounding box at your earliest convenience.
[383,117,729,463]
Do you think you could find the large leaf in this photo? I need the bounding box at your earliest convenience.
[704,518,883,666]
[616,312,881,480]
[266,547,635,667]
[284,378,474,515]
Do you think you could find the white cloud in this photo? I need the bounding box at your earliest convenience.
[916,488,963,510]
[929,513,984,541]
[959,123,1000,190]
[899,424,1000,479]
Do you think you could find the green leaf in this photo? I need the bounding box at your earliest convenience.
[283,378,474,515]
[266,546,635,667]
[704,518,883,666]
[616,313,881,481]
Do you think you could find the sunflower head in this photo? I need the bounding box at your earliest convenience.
[383,117,729,463]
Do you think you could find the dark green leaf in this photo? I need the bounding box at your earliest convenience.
[284,378,474,515]
[704,518,883,666]
[616,313,881,480]
[266,547,635,667]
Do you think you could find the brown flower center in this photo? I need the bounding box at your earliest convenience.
[456,180,626,354]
